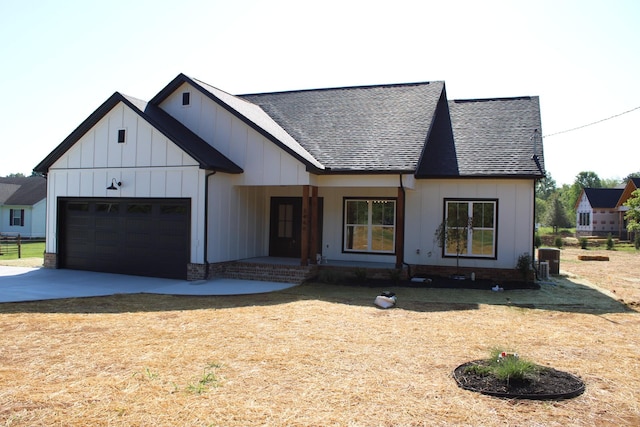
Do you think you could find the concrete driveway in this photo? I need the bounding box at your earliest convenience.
[0,266,298,303]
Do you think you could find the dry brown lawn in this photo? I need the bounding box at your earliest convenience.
[1,249,639,426]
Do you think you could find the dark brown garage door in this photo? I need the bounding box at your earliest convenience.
[59,198,190,279]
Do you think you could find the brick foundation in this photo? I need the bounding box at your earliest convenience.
[200,261,316,284]
[410,264,529,282]
[43,252,58,269]
[187,263,207,281]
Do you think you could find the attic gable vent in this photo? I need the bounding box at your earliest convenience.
[117,129,126,143]
[182,92,190,106]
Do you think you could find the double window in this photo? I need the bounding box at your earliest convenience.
[578,212,591,226]
[443,199,497,258]
[344,198,396,253]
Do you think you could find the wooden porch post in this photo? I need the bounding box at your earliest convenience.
[310,186,319,264]
[395,186,405,269]
[301,185,310,266]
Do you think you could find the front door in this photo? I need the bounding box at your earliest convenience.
[269,197,302,258]
[269,197,324,259]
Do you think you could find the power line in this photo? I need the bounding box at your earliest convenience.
[543,105,640,138]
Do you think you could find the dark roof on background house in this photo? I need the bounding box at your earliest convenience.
[0,176,46,205]
[34,92,242,174]
[583,188,625,208]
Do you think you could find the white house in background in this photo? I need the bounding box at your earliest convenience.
[0,176,46,239]
[35,74,545,281]
[575,187,625,237]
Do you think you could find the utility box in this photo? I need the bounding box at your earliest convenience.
[538,248,560,275]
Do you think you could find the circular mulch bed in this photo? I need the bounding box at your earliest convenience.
[453,360,585,400]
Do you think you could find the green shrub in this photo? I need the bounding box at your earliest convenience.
[579,237,588,249]
[554,236,563,248]
[534,233,542,248]
[515,253,532,281]
[606,233,614,250]
[635,234,640,250]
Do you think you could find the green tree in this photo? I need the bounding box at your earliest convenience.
[624,189,640,242]
[601,177,622,188]
[562,171,604,221]
[575,171,602,189]
[623,172,640,182]
[536,173,557,199]
[544,193,572,234]
[535,197,548,224]
[4,172,26,178]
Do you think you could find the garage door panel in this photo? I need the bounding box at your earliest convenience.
[60,198,190,279]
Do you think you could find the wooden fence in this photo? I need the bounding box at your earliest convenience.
[0,233,21,258]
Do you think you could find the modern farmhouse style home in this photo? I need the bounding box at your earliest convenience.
[35,74,545,281]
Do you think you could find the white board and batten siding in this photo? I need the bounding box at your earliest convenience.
[404,179,536,270]
[159,83,312,187]
[44,101,207,263]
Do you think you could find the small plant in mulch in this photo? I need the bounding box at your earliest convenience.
[453,348,585,400]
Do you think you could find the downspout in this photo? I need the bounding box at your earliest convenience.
[532,178,539,280]
[531,129,544,280]
[204,170,216,279]
[399,173,411,278]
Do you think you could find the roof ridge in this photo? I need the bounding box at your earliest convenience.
[239,81,440,97]
[453,96,534,103]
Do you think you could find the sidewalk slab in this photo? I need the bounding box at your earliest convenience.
[0,267,297,303]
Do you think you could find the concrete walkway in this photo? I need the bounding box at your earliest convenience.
[0,266,298,303]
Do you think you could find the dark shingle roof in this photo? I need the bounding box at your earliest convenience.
[0,176,46,205]
[584,188,624,208]
[442,97,545,177]
[35,93,242,174]
[36,73,545,179]
[241,82,444,172]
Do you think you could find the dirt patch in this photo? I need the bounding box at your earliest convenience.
[0,257,43,268]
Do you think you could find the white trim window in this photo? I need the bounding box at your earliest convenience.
[344,198,396,253]
[10,208,24,226]
[444,199,497,258]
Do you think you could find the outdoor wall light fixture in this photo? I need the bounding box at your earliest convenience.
[107,178,122,190]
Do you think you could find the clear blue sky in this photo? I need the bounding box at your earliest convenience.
[1,0,638,186]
